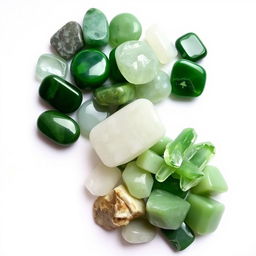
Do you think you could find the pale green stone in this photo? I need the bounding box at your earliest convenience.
[36,54,67,81]
[115,41,159,84]
[135,70,171,103]
[122,161,153,199]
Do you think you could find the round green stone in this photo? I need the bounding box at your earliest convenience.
[70,49,110,90]
[109,13,142,47]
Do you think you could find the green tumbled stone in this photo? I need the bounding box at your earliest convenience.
[175,32,207,62]
[37,110,80,145]
[150,136,172,156]
[170,59,206,97]
[71,49,110,90]
[94,83,135,106]
[135,70,171,104]
[82,8,109,47]
[39,75,83,113]
[109,47,126,82]
[109,13,142,47]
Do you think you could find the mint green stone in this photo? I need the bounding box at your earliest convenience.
[150,136,172,156]
[155,162,175,182]
[115,41,159,84]
[135,70,171,104]
[122,161,153,199]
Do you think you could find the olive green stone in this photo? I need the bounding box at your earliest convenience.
[70,49,110,90]
[109,13,142,47]
[37,110,80,145]
[109,47,126,82]
[82,8,109,47]
[39,75,83,113]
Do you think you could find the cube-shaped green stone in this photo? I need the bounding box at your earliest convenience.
[185,193,225,235]
[146,189,190,230]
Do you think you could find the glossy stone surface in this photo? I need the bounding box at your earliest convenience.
[109,47,126,82]
[70,49,110,90]
[82,8,109,47]
[115,41,158,84]
[185,193,225,235]
[109,13,142,47]
[89,99,165,167]
[175,32,207,62]
[39,75,82,113]
[135,70,171,103]
[170,59,206,97]
[155,162,174,182]
[36,54,67,81]
[94,83,135,106]
[37,110,80,145]
[150,136,172,156]
[121,219,156,244]
[145,25,177,64]
[161,223,195,251]
[50,21,84,60]
[122,162,153,199]
[147,190,190,229]
[77,99,109,137]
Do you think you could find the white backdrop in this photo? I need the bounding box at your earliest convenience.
[0,0,256,255]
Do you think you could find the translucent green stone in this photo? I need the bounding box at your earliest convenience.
[109,13,142,47]
[146,189,190,230]
[135,70,171,104]
[115,41,159,84]
[155,162,174,182]
[122,161,153,199]
[150,136,172,156]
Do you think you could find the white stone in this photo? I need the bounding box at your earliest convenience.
[85,161,121,196]
[89,99,165,167]
[145,25,177,64]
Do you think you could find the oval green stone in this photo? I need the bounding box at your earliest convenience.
[109,13,142,47]
[39,75,83,113]
[37,110,80,145]
[109,47,126,82]
[82,8,109,47]
[71,49,110,90]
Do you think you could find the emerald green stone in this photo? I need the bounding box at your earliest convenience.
[185,193,225,235]
[39,75,83,113]
[150,136,172,156]
[161,223,195,251]
[94,83,135,106]
[82,8,109,47]
[170,60,206,97]
[109,13,142,47]
[37,110,80,145]
[109,48,126,82]
[146,189,190,230]
[175,32,207,62]
[70,49,110,90]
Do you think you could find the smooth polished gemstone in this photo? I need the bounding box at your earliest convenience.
[82,8,109,47]
[36,54,67,81]
[50,21,84,60]
[191,165,228,195]
[150,136,172,156]
[109,13,142,47]
[175,32,207,62]
[39,75,82,113]
[121,219,156,244]
[71,49,110,90]
[109,47,126,82]
[115,41,158,84]
[145,25,177,64]
[77,99,109,137]
[161,223,195,251]
[170,60,206,97]
[94,83,135,106]
[85,161,121,196]
[89,99,165,167]
[146,190,190,230]
[122,162,153,199]
[37,110,80,145]
[185,193,225,235]
[135,70,171,104]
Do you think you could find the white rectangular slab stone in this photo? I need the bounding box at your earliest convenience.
[89,99,165,167]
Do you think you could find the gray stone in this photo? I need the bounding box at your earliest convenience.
[50,21,84,60]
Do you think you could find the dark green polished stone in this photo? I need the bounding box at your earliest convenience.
[39,75,83,113]
[161,223,195,251]
[109,48,126,82]
[175,32,207,62]
[170,60,206,97]
[70,49,110,90]
[37,110,80,145]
